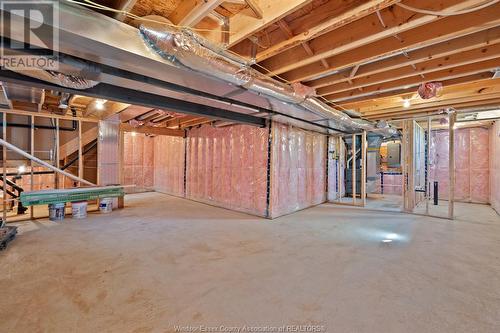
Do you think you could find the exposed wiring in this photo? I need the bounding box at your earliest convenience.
[318,96,352,112]
[396,0,499,16]
[66,0,354,115]
[66,0,234,34]
[66,0,308,86]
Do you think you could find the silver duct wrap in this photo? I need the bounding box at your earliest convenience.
[140,22,307,104]
[140,22,397,137]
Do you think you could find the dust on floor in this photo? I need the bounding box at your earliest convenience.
[1,192,500,333]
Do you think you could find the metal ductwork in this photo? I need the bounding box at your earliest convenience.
[139,22,397,137]
[3,82,44,105]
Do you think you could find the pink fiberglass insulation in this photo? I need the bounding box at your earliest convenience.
[490,121,500,214]
[270,123,326,218]
[429,127,489,203]
[123,132,155,193]
[153,135,185,197]
[186,124,268,217]
[470,127,490,203]
[382,174,403,195]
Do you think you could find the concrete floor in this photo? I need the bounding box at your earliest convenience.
[1,192,500,333]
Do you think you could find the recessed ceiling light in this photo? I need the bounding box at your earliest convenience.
[403,99,411,108]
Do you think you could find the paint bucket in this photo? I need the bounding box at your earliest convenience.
[48,202,65,221]
[99,198,113,213]
[71,201,88,219]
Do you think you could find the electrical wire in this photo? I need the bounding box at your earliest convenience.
[396,0,499,16]
[65,0,234,34]
[66,0,353,114]
[66,0,309,85]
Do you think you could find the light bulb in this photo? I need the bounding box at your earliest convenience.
[95,99,106,110]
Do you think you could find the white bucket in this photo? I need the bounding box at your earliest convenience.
[99,198,113,213]
[49,202,65,221]
[71,201,88,219]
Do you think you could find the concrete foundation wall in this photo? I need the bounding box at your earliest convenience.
[490,121,500,214]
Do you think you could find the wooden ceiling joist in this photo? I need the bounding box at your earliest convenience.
[244,0,263,19]
[364,97,500,120]
[270,1,500,83]
[101,0,500,124]
[171,0,225,26]
[338,73,495,105]
[309,27,500,89]
[275,19,328,68]
[342,77,500,111]
[120,123,185,136]
[256,0,399,62]
[364,93,500,118]
[325,58,499,102]
[258,0,484,76]
[337,78,500,120]
[227,0,313,47]
[318,44,500,96]
[165,115,201,128]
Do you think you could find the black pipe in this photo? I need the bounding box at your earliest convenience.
[0,177,23,193]
[433,181,439,205]
[61,140,97,170]
[5,170,53,177]
[0,122,77,131]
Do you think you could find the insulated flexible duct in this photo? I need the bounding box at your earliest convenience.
[139,22,397,137]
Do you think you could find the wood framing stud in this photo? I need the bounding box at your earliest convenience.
[448,112,456,219]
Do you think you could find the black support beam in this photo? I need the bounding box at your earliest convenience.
[0,69,267,127]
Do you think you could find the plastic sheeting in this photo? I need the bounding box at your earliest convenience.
[123,132,154,193]
[153,135,185,197]
[186,124,268,217]
[490,121,500,214]
[327,137,338,201]
[429,127,490,203]
[98,119,120,186]
[270,123,327,218]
